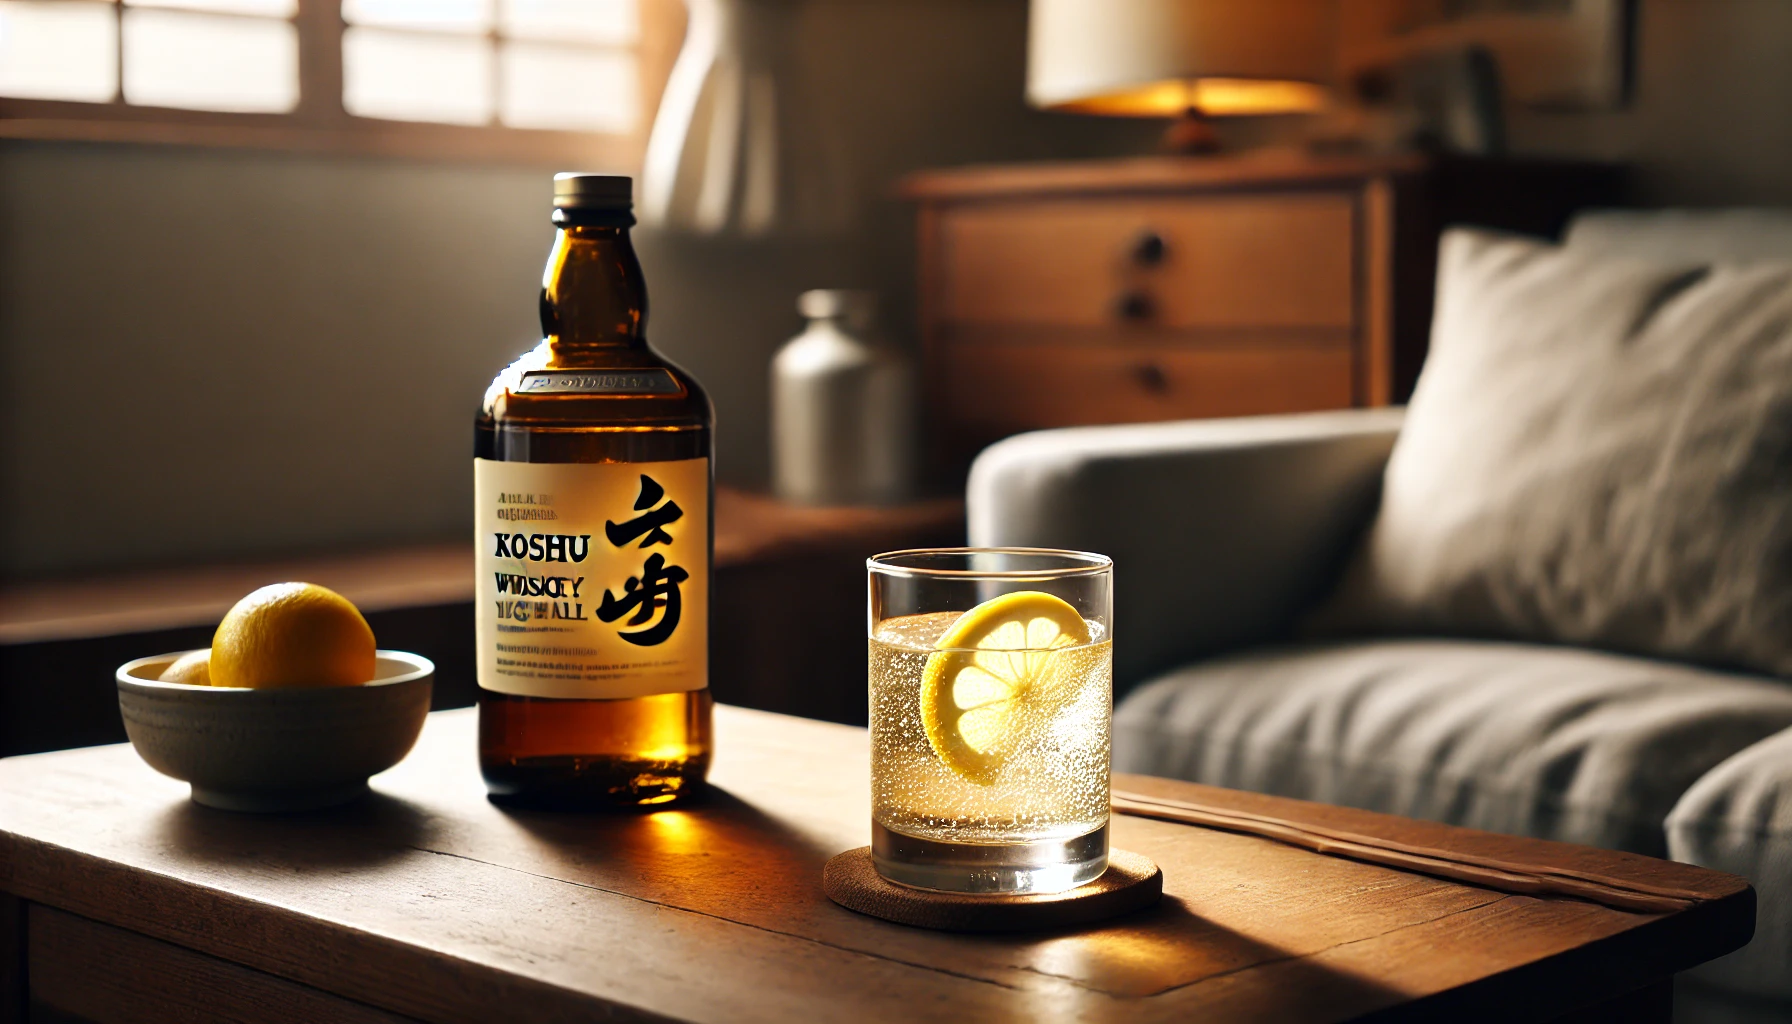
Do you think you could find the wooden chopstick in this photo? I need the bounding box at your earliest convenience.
[1111,790,1697,915]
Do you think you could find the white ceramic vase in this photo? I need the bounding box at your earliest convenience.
[770,290,914,506]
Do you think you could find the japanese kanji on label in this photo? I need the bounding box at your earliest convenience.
[474,458,708,700]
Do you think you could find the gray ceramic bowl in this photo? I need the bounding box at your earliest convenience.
[117,650,434,812]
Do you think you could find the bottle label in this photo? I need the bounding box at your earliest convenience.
[474,457,708,699]
[518,369,681,395]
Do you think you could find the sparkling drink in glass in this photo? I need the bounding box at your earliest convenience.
[867,548,1112,894]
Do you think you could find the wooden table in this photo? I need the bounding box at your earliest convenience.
[0,708,1752,1023]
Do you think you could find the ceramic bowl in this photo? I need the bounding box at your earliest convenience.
[116,650,434,812]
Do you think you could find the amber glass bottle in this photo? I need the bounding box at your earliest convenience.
[475,173,712,808]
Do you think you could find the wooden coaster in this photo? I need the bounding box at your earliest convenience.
[823,847,1161,932]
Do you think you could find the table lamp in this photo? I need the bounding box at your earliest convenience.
[1027,0,1333,152]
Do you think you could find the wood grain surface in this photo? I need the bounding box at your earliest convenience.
[1110,791,1704,914]
[0,893,21,1022]
[0,707,1754,1023]
[29,905,418,1024]
[937,192,1355,330]
[899,152,1432,201]
[939,339,1354,434]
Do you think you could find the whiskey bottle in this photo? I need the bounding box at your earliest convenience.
[475,173,712,808]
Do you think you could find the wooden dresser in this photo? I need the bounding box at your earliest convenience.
[903,153,1622,469]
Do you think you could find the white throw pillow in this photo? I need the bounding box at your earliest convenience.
[1314,227,1792,679]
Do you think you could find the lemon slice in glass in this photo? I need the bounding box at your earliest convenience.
[921,590,1091,785]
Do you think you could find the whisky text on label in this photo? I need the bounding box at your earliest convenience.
[474,457,708,699]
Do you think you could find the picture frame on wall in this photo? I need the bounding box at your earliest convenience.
[1339,0,1635,111]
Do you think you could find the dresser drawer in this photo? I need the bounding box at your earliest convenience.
[939,341,1355,435]
[937,192,1356,331]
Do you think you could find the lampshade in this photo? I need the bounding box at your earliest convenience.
[1027,0,1332,118]
[640,0,849,236]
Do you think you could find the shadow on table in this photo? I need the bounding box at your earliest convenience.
[105,775,1415,1016]
[489,785,840,921]
[494,795,1408,1013]
[977,894,1406,1007]
[153,790,444,869]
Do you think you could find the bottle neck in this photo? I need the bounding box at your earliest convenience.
[540,212,647,361]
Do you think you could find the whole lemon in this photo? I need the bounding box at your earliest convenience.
[158,649,212,687]
[211,582,376,689]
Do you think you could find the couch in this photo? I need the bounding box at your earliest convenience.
[967,210,1792,1023]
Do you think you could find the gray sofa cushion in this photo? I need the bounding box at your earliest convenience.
[1312,228,1792,679]
[1114,639,1792,857]
[968,409,1402,689]
[1669,727,1792,1002]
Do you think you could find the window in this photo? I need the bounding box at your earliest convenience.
[0,0,682,166]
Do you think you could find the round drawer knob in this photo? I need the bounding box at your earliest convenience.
[1132,363,1168,393]
[1130,230,1167,266]
[1113,290,1156,322]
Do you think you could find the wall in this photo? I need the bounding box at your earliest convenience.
[1506,0,1792,206]
[0,148,551,577]
[0,0,1155,579]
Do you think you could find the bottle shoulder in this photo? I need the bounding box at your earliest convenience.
[481,340,712,429]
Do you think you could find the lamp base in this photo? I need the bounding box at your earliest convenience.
[1160,107,1221,154]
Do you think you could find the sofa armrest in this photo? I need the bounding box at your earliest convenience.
[967,408,1404,688]
[1668,725,1792,1002]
